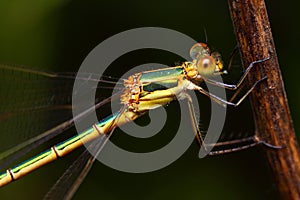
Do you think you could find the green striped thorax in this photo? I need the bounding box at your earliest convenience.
[120,42,226,108]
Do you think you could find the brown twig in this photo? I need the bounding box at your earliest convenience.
[228,0,300,199]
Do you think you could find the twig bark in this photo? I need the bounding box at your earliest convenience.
[228,0,300,199]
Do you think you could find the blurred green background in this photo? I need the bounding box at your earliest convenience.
[0,0,299,199]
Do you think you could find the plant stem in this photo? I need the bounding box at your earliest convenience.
[228,0,300,199]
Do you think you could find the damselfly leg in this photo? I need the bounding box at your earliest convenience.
[185,43,282,153]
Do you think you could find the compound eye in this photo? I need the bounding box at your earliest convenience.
[190,43,210,60]
[196,56,216,76]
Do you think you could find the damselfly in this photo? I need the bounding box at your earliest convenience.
[0,42,273,198]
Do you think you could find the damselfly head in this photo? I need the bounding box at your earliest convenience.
[190,43,210,60]
[189,43,225,78]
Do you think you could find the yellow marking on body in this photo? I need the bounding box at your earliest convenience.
[0,170,13,187]
[12,151,58,181]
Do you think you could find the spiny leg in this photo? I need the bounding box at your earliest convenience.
[195,81,284,155]
[206,56,270,90]
[182,91,282,155]
[183,93,206,150]
[184,101,280,155]
[229,80,246,102]
[208,135,283,156]
[207,136,254,147]
[208,141,259,155]
[194,76,267,107]
[183,93,248,152]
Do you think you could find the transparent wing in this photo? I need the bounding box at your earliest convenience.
[0,64,124,169]
[44,104,125,199]
[44,133,112,200]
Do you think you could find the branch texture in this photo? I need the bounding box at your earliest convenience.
[228,0,300,199]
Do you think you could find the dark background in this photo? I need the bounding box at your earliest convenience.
[0,0,299,199]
